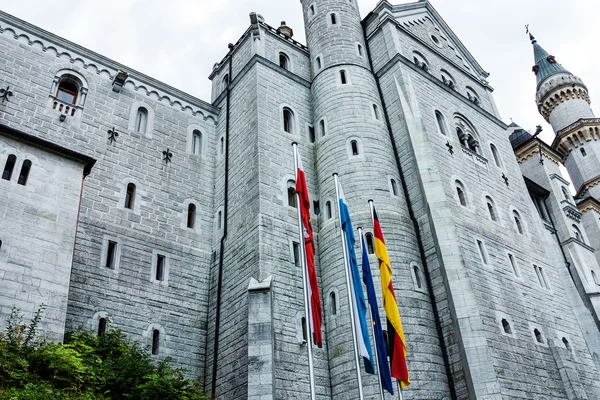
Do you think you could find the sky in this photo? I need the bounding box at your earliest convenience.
[1,0,599,143]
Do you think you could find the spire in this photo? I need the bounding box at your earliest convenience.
[530,34,569,88]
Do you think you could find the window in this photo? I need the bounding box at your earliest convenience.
[152,329,160,355]
[2,154,16,181]
[155,255,165,281]
[391,179,399,196]
[135,107,148,133]
[454,118,480,154]
[187,204,196,229]
[440,70,455,89]
[56,78,79,105]
[562,187,570,202]
[455,180,467,206]
[105,241,118,269]
[534,329,544,344]
[309,5,315,16]
[351,140,359,156]
[340,70,347,84]
[330,13,337,25]
[534,265,550,289]
[316,56,322,70]
[592,270,600,286]
[562,337,572,351]
[329,292,337,315]
[287,180,296,208]
[508,253,519,277]
[98,318,107,336]
[16,160,31,186]
[490,144,502,167]
[292,241,300,267]
[319,120,326,137]
[365,233,374,254]
[279,53,290,71]
[413,265,422,289]
[283,108,294,134]
[125,183,136,209]
[477,240,488,265]
[435,111,447,135]
[222,74,230,90]
[301,317,308,343]
[373,104,380,120]
[220,137,225,155]
[486,197,497,221]
[217,211,222,230]
[501,319,512,335]
[466,87,480,106]
[513,211,523,234]
[581,147,587,157]
[357,44,363,57]
[573,225,584,243]
[192,130,202,155]
[325,201,332,219]
[308,125,315,143]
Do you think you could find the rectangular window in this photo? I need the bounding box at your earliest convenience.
[156,255,165,281]
[534,265,549,289]
[477,240,488,265]
[313,200,320,215]
[508,253,519,277]
[293,242,300,267]
[106,241,117,269]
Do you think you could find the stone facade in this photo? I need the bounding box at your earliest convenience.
[0,1,599,399]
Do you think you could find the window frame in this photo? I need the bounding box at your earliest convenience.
[2,154,17,181]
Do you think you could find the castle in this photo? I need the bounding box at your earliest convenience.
[1,0,600,398]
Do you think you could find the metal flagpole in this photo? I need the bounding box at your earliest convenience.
[368,200,403,400]
[333,173,365,400]
[358,227,385,400]
[292,142,316,400]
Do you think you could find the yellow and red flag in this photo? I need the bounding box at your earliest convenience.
[373,206,410,388]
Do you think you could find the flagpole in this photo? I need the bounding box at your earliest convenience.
[293,142,316,400]
[369,200,403,400]
[358,227,386,400]
[333,173,365,400]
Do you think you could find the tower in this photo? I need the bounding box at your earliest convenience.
[300,1,451,398]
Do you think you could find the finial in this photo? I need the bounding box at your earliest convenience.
[526,24,536,43]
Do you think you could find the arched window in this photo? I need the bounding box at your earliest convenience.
[413,265,422,289]
[534,329,544,344]
[435,111,447,135]
[502,319,512,335]
[217,211,222,230]
[330,13,337,25]
[329,292,337,315]
[192,130,202,155]
[98,318,107,336]
[513,211,523,234]
[340,70,347,84]
[455,180,467,206]
[308,126,315,143]
[466,87,480,106]
[412,52,429,71]
[573,225,584,243]
[17,160,31,186]
[283,108,294,134]
[562,187,570,201]
[365,233,374,254]
[373,104,380,120]
[222,74,230,91]
[279,53,290,71]
[287,180,296,208]
[135,107,148,134]
[319,119,326,137]
[56,77,79,105]
[562,337,572,351]
[486,196,497,221]
[309,5,315,16]
[152,329,160,355]
[591,270,599,286]
[490,144,502,167]
[357,44,363,57]
[220,137,225,155]
[440,69,455,89]
[454,117,480,154]
[125,183,136,209]
[351,140,359,156]
[301,317,308,342]
[187,203,196,229]
[316,56,322,70]
[391,179,399,196]
[2,154,16,181]
[326,201,332,219]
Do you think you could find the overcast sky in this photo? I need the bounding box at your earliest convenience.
[2,0,598,143]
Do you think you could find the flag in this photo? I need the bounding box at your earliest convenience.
[360,231,394,394]
[373,206,410,388]
[296,154,323,348]
[338,184,374,373]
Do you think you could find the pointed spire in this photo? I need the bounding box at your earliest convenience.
[530,33,570,88]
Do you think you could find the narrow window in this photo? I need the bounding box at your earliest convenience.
[310,5,315,16]
[329,292,337,315]
[534,265,549,289]
[220,137,225,155]
[192,130,202,155]
[2,155,16,181]
[534,329,544,344]
[98,318,107,336]
[502,319,512,335]
[490,144,502,167]
[562,187,570,201]
[486,197,497,221]
[330,13,337,25]
[155,255,165,281]
[456,181,467,206]
[283,108,294,133]
[17,160,31,186]
[222,74,229,91]
[313,200,320,215]
[365,233,374,254]
[573,225,584,243]
[592,270,600,286]
[326,201,332,219]
[279,53,290,71]
[105,241,117,269]
[319,120,326,137]
[435,111,447,135]
[301,317,307,342]
[581,147,587,157]
[351,140,359,156]
[56,78,79,105]
[125,183,136,209]
[287,180,296,208]
[477,240,488,265]
[508,253,519,277]
[562,337,572,351]
[187,203,196,229]
[135,107,148,133]
[217,211,222,230]
[293,241,300,267]
[357,44,363,57]
[152,329,160,355]
[391,179,399,196]
[316,57,322,70]
[340,70,347,84]
[413,265,422,289]
[513,211,523,234]
[373,104,380,120]
[308,126,315,143]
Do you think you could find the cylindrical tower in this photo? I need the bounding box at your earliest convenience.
[300,1,451,398]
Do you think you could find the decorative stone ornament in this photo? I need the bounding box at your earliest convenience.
[107,127,119,144]
[162,148,173,164]
[0,86,13,104]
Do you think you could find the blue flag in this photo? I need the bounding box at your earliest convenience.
[361,231,394,394]
[338,186,374,374]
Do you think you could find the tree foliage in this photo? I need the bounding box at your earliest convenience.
[0,306,205,400]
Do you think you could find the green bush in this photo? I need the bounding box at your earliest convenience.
[0,306,205,400]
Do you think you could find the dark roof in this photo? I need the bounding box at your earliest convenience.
[509,128,533,150]
[531,36,569,88]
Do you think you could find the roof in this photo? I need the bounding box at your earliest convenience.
[509,128,533,150]
[531,35,569,89]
